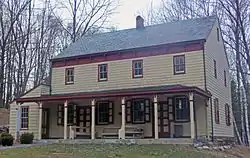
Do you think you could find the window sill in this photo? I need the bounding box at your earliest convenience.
[20,128,29,130]
[96,122,109,125]
[133,75,143,79]
[65,82,74,85]
[132,121,145,124]
[174,71,185,75]
[175,119,189,123]
[98,78,108,82]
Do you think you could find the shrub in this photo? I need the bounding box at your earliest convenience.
[0,133,14,146]
[20,133,34,144]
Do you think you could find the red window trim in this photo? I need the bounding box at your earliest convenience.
[214,98,220,124]
[214,60,217,79]
[98,64,108,82]
[225,104,231,126]
[132,59,143,78]
[65,67,74,85]
[224,70,227,87]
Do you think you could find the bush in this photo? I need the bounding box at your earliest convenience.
[0,133,14,146]
[20,133,34,144]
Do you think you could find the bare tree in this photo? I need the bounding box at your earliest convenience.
[0,0,31,106]
[54,0,118,44]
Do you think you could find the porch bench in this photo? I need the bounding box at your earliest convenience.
[69,126,91,139]
[101,127,119,138]
[125,126,144,139]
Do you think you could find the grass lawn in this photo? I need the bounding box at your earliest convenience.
[0,144,244,158]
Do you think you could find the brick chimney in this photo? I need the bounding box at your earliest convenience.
[136,15,144,29]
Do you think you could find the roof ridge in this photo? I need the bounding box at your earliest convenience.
[81,15,218,39]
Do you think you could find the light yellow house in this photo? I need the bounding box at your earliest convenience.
[9,16,233,142]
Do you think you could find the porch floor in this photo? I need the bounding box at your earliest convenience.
[50,138,193,145]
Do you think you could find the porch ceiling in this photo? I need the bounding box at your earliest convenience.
[16,84,211,103]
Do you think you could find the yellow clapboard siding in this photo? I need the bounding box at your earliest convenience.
[51,50,205,94]
[204,20,233,137]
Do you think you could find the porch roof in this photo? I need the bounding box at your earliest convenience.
[16,84,211,103]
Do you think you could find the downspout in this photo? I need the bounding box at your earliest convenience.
[210,95,214,142]
[49,60,52,95]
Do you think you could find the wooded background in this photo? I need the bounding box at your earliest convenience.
[0,0,249,145]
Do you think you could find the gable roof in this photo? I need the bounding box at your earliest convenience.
[53,16,217,60]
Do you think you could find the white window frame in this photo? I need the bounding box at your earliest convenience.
[21,107,29,129]
[132,60,143,78]
[65,68,74,84]
[98,64,108,81]
[173,55,185,74]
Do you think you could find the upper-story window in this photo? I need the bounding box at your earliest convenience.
[65,68,74,84]
[217,28,220,41]
[132,60,143,78]
[213,60,217,79]
[173,55,185,74]
[224,70,227,87]
[98,64,108,81]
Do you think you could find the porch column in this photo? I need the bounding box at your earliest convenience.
[38,102,43,140]
[15,103,21,141]
[64,100,68,140]
[91,99,96,140]
[120,97,126,139]
[189,92,195,139]
[154,95,159,139]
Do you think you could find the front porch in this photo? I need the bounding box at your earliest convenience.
[16,85,211,141]
[40,96,208,140]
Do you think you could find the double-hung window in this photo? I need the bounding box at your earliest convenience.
[96,101,113,125]
[98,64,108,81]
[175,97,189,122]
[65,68,74,84]
[214,98,220,124]
[225,104,231,126]
[132,60,143,78]
[132,99,145,123]
[173,55,185,74]
[21,107,29,129]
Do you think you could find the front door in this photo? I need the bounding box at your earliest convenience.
[42,108,50,139]
[158,102,170,138]
[76,106,91,134]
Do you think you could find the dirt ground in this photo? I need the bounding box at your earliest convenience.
[205,146,250,158]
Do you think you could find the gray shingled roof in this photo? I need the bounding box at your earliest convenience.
[53,16,217,60]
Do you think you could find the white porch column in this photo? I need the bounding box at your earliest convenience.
[154,95,159,139]
[15,103,21,141]
[64,100,68,140]
[38,102,43,140]
[91,99,96,140]
[120,97,126,139]
[189,92,195,139]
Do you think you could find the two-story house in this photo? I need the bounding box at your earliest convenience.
[9,15,233,143]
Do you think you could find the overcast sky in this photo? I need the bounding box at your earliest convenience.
[110,0,161,29]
